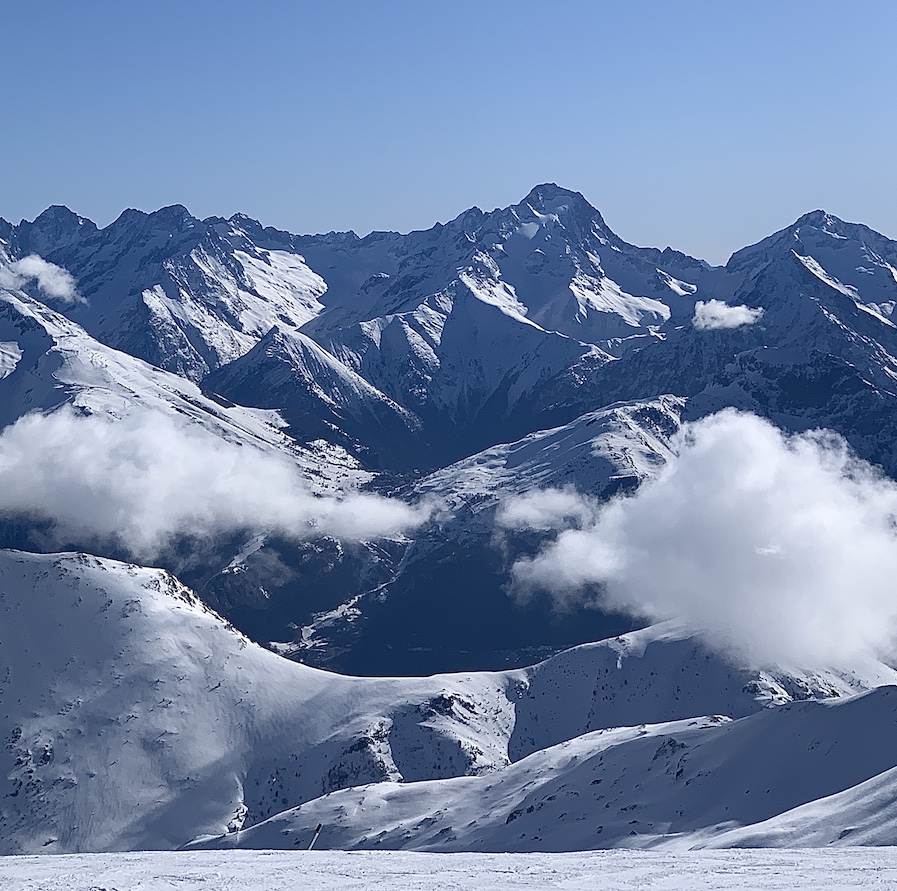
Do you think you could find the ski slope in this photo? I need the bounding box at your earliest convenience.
[2,849,897,890]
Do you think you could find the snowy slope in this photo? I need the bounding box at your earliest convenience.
[289,397,685,675]
[6,206,327,380]
[0,550,515,853]
[0,282,364,490]
[197,687,897,853]
[5,849,897,891]
[700,765,897,848]
[205,326,427,469]
[415,394,684,504]
[2,549,889,854]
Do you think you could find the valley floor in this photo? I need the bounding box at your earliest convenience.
[2,849,897,890]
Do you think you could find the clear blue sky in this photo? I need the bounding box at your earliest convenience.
[2,0,895,264]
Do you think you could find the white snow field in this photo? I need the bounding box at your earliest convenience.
[2,849,897,890]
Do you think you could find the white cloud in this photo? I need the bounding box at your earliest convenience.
[0,406,431,560]
[0,254,82,304]
[496,488,596,532]
[693,299,763,330]
[505,410,897,670]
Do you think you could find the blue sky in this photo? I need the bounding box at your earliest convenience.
[1,0,895,264]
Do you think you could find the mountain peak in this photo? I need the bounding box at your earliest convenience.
[791,209,846,231]
[29,204,85,227]
[727,208,884,271]
[521,182,593,211]
[16,205,97,255]
[228,212,264,230]
[487,184,610,252]
[148,204,197,226]
[512,183,608,235]
[106,204,200,239]
[782,209,897,250]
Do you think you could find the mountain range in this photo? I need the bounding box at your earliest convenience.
[2,186,897,852]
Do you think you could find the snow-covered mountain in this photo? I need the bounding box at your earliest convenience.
[0,279,364,489]
[204,326,427,469]
[291,184,714,460]
[197,687,897,853]
[7,187,897,474]
[0,186,719,466]
[5,190,897,672]
[5,189,897,855]
[287,396,685,675]
[6,190,897,667]
[535,208,897,475]
[0,268,396,623]
[2,550,892,854]
[5,205,326,380]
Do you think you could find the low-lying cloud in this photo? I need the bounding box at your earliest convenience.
[0,254,82,304]
[0,406,431,559]
[693,299,763,330]
[496,488,597,532]
[502,410,897,670]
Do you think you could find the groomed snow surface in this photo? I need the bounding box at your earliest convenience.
[3,849,897,890]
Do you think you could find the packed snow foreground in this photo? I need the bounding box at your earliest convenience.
[3,849,897,890]
[3,550,897,856]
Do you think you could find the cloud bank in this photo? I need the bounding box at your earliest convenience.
[0,406,430,559]
[693,299,763,330]
[0,254,82,304]
[502,410,897,670]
